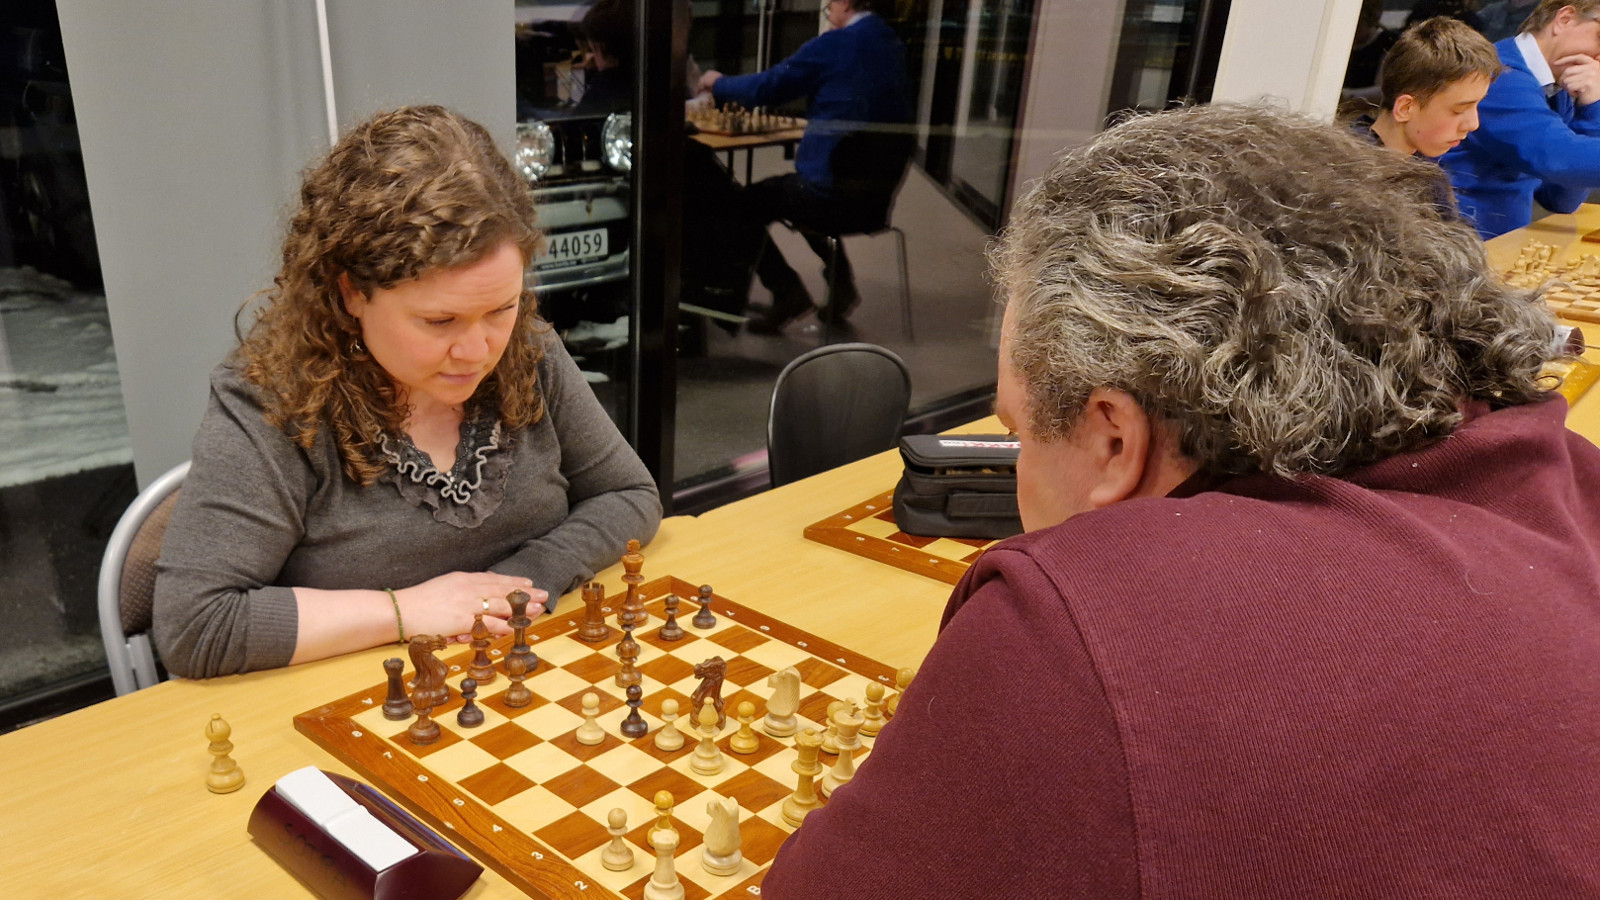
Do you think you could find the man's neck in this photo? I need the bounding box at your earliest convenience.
[1371,111,1417,157]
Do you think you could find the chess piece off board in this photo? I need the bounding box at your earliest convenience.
[804,491,997,585]
[295,574,899,900]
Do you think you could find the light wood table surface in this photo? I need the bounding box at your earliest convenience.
[689,126,805,184]
[0,418,1000,898]
[1483,203,1600,443]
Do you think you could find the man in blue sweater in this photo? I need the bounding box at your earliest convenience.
[699,0,912,333]
[1440,1,1600,238]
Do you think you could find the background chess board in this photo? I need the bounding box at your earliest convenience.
[296,576,895,900]
[803,491,996,585]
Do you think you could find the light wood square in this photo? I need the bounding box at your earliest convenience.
[528,635,597,667]
[577,785,661,833]
[351,704,401,734]
[510,703,585,741]
[824,673,880,707]
[584,743,667,787]
[568,841,650,892]
[848,515,900,538]
[739,641,810,673]
[752,802,800,834]
[421,739,502,782]
[675,849,759,892]
[596,704,664,739]
[490,783,573,833]
[503,740,585,781]
[749,752,805,791]
[526,665,592,701]
[667,751,749,788]
[592,675,669,704]
[438,703,511,737]
[927,537,981,560]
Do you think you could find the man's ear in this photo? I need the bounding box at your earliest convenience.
[1077,388,1153,510]
[337,273,364,318]
[1392,93,1418,123]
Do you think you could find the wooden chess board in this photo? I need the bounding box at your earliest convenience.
[1503,241,1600,325]
[295,576,895,900]
[802,491,996,585]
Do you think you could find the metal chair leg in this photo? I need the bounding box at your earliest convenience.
[891,226,913,341]
[824,234,841,343]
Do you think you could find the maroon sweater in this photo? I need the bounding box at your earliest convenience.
[764,398,1600,899]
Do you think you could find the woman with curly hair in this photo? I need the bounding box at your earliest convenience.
[152,106,660,678]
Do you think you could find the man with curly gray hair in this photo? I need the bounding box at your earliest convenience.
[763,105,1600,898]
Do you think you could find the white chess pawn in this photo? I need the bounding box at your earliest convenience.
[601,808,635,872]
[860,682,886,738]
[643,826,684,900]
[576,692,606,746]
[690,699,725,775]
[654,698,685,752]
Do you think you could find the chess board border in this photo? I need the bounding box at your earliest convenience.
[294,575,896,900]
[802,491,994,585]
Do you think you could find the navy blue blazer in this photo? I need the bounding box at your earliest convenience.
[712,14,911,192]
[1440,37,1600,238]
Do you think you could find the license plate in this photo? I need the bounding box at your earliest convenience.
[537,228,608,269]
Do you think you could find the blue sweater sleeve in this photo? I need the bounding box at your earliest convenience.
[712,33,832,110]
[1473,69,1600,193]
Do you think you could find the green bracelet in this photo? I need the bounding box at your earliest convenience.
[385,588,406,643]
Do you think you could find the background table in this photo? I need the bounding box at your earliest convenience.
[689,126,805,185]
[0,417,998,897]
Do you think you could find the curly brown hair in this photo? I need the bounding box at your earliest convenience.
[238,105,546,485]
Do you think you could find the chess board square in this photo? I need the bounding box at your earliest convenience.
[468,721,542,759]
[527,665,592,700]
[826,673,880,707]
[667,749,749,788]
[547,727,626,762]
[631,638,667,666]
[629,728,698,765]
[639,687,694,722]
[457,761,537,805]
[543,766,623,809]
[503,740,585,781]
[351,702,407,734]
[578,785,660,834]
[418,738,502,782]
[850,514,901,538]
[797,691,841,725]
[750,749,810,793]
[723,656,776,689]
[584,743,666,787]
[626,818,703,855]
[387,722,462,758]
[627,766,708,807]
[528,634,597,667]
[712,769,792,817]
[706,628,768,655]
[490,783,571,833]
[793,657,847,689]
[675,848,758,894]
[637,654,695,685]
[639,627,700,653]
[598,704,663,741]
[513,701,585,740]
[536,810,613,859]
[717,728,787,767]
[886,529,937,548]
[738,640,812,673]
[723,688,765,721]
[592,674,669,704]
[961,547,987,563]
[738,814,792,866]
[554,687,624,718]
[568,841,653,894]
[620,862,712,900]
[438,700,510,737]
[563,651,622,684]
[481,686,548,719]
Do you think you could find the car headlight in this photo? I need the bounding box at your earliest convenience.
[514,121,554,183]
[602,112,632,173]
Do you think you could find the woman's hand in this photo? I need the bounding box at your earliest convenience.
[394,572,548,643]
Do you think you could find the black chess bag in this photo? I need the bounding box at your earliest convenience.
[891,434,1024,540]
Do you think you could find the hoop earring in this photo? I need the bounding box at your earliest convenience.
[350,337,366,357]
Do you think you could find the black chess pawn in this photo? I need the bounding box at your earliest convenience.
[692,585,717,629]
[620,683,648,738]
[503,653,533,708]
[658,594,685,642]
[457,677,485,728]
[382,657,413,721]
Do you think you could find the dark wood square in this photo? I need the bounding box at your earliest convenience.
[713,768,792,815]
[638,654,695,685]
[535,810,612,859]
[457,762,536,805]
[739,814,794,866]
[886,530,937,548]
[724,656,776,688]
[625,818,703,855]
[793,657,847,689]
[481,688,548,718]
[626,766,707,807]
[798,690,844,724]
[546,727,625,762]
[554,687,624,718]
[639,626,700,653]
[578,627,625,651]
[961,548,987,563]
[707,627,768,654]
[717,728,787,767]
[562,652,621,684]
[629,728,697,764]
[387,722,462,758]
[874,507,897,522]
[468,721,542,759]
[541,765,621,809]
[621,869,710,900]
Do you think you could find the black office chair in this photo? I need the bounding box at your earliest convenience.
[767,343,912,487]
[783,129,917,339]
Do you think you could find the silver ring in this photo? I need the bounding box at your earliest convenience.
[481,598,490,612]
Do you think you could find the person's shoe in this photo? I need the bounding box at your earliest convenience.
[816,282,861,325]
[747,286,813,335]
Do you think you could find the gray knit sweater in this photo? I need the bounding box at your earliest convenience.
[152,329,661,678]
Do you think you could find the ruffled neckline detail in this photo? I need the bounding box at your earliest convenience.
[377,410,514,527]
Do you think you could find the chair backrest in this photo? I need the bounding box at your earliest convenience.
[829,127,916,231]
[767,343,912,488]
[97,460,189,695]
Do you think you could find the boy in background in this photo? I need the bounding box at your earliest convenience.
[1355,17,1502,159]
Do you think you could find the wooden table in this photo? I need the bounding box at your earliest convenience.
[0,418,998,897]
[689,126,805,185]
[1484,203,1600,442]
